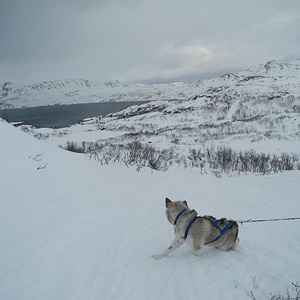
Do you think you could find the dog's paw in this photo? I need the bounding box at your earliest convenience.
[151,254,162,260]
[192,250,202,257]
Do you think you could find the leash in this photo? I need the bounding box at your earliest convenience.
[236,217,300,225]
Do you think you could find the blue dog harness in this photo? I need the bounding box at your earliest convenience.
[181,215,236,244]
[174,209,187,225]
[203,219,236,245]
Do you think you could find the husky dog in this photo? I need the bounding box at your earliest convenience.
[152,198,239,260]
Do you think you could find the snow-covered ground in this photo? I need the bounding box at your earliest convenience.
[1,117,300,300]
[21,88,300,164]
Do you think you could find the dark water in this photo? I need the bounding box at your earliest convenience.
[0,101,149,128]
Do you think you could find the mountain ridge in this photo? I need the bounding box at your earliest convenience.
[1,58,300,109]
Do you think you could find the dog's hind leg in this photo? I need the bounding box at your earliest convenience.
[230,237,240,250]
[152,237,184,260]
[219,237,240,251]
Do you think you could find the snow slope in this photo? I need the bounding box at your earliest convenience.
[24,86,300,164]
[1,118,300,300]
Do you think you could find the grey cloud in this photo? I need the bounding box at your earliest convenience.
[1,0,300,83]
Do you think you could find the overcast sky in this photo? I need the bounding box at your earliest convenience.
[1,0,300,84]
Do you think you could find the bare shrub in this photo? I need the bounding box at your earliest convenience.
[244,282,300,300]
[63,141,85,153]
[62,140,299,174]
[203,146,299,175]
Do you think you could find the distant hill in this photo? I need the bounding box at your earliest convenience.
[1,59,300,109]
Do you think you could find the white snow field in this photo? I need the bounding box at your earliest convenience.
[1,118,300,300]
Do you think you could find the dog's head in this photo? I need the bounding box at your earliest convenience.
[165,198,189,225]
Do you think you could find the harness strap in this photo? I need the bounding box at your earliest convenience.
[205,220,236,245]
[183,217,236,245]
[174,209,187,225]
[184,217,198,239]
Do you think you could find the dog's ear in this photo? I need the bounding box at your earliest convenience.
[183,200,188,207]
[165,198,173,208]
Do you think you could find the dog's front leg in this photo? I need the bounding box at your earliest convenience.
[152,237,184,260]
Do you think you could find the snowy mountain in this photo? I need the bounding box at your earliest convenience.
[1,59,300,109]
[243,59,300,77]
[0,78,190,109]
[193,59,300,99]
[0,79,125,109]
